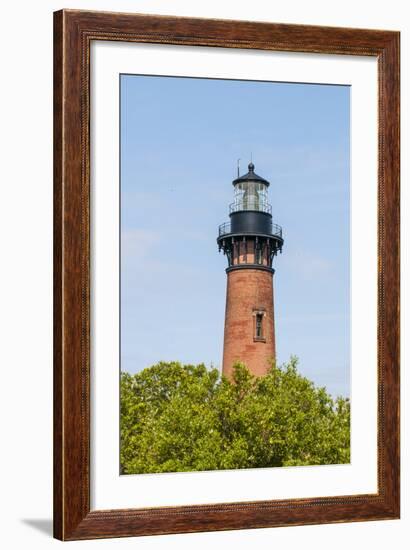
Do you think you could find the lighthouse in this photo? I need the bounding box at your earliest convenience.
[217,162,284,378]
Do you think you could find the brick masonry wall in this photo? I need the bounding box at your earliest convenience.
[222,268,276,379]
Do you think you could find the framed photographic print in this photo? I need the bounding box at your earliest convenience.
[54,9,400,540]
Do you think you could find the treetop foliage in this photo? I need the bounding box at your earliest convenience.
[120,359,350,475]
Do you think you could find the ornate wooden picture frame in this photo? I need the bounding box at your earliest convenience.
[53,9,400,540]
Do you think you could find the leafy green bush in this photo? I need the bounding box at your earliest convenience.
[120,359,350,474]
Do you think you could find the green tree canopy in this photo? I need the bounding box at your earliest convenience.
[120,359,350,474]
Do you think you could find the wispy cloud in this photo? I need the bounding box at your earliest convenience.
[122,228,161,259]
[282,249,333,281]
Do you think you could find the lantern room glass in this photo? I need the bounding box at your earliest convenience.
[232,181,269,213]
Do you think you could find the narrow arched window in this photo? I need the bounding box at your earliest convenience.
[255,313,263,339]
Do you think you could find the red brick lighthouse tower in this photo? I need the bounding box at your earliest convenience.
[217,162,284,378]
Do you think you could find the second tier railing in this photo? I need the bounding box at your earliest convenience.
[229,199,272,214]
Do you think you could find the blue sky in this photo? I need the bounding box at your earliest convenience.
[120,74,350,398]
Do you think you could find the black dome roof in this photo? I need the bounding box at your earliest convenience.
[232,162,270,187]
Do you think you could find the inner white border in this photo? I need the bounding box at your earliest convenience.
[90,41,378,510]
